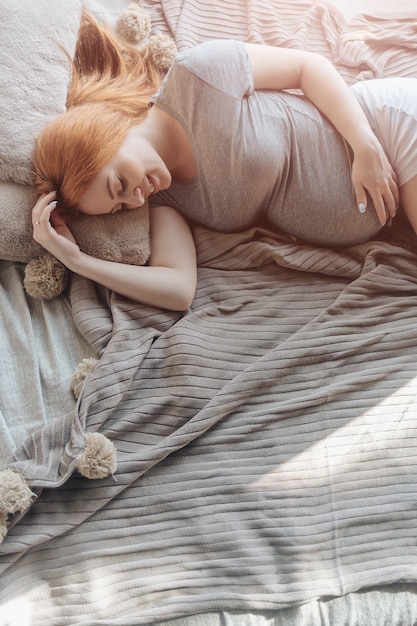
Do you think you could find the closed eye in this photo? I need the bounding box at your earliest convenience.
[108,177,127,214]
[118,176,126,194]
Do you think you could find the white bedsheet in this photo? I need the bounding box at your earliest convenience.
[0,261,96,463]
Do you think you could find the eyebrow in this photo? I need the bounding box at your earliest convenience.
[106,176,114,200]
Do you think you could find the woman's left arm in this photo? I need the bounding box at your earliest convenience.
[246,44,399,224]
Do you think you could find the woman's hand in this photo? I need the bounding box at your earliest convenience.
[351,138,399,225]
[32,191,80,265]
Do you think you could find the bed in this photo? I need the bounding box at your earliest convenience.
[1,0,417,624]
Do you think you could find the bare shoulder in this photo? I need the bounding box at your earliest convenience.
[149,203,189,227]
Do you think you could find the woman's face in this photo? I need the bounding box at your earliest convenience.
[78,126,172,215]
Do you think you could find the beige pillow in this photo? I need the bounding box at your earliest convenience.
[70,208,150,266]
[0,182,43,262]
[0,0,150,265]
[0,181,149,265]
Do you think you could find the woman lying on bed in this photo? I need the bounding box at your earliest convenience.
[32,12,417,311]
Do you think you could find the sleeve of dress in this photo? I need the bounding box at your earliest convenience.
[153,39,254,106]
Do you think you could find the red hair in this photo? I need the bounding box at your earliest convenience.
[32,10,164,215]
[33,104,134,216]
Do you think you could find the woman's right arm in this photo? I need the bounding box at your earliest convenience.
[32,194,197,311]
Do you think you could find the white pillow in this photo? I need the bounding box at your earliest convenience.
[0,0,82,184]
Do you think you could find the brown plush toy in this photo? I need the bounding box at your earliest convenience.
[24,2,176,301]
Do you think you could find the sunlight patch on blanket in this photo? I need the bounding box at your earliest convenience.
[251,375,417,493]
[0,584,47,626]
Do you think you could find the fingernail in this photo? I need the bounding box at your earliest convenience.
[358,203,366,214]
[49,200,58,206]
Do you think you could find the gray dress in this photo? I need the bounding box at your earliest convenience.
[151,39,384,247]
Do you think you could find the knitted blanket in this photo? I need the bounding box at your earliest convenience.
[2,224,417,623]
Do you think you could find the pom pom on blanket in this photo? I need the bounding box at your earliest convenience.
[116,1,177,73]
[147,33,178,73]
[24,253,68,300]
[0,469,35,542]
[0,511,8,543]
[71,357,99,399]
[0,469,35,515]
[116,0,152,41]
[72,361,116,479]
[76,432,117,479]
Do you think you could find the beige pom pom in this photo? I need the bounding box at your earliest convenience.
[0,469,34,515]
[148,34,177,73]
[116,2,152,43]
[71,357,99,399]
[76,432,117,479]
[116,2,176,73]
[0,511,8,543]
[24,253,68,300]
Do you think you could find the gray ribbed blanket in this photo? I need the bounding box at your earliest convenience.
[1,223,417,623]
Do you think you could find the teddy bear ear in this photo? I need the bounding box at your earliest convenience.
[116,2,152,44]
[23,253,68,300]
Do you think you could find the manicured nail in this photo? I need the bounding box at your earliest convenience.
[358,203,366,213]
[49,200,58,206]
